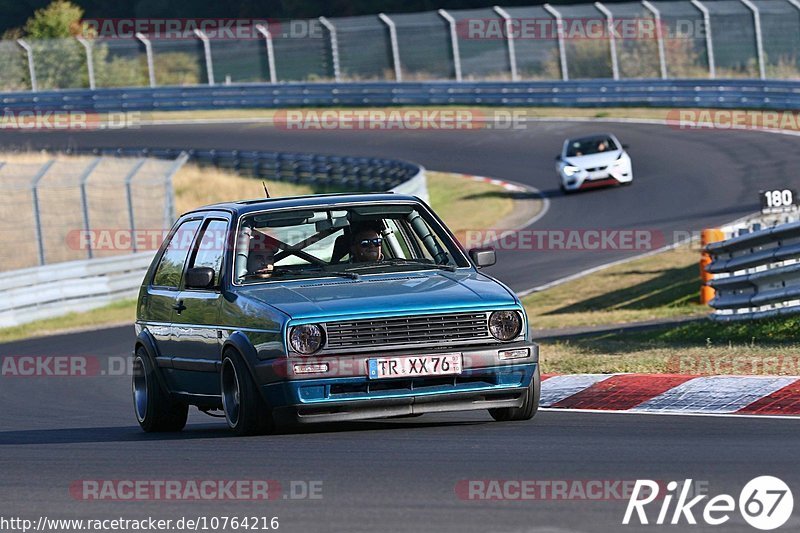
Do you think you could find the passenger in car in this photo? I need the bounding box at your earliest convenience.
[246,229,278,279]
[246,248,275,279]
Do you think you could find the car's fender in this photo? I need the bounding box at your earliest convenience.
[221,331,273,403]
[134,330,172,395]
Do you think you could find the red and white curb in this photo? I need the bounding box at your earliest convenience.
[465,174,527,192]
[540,374,800,416]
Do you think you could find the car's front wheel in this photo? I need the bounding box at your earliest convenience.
[489,367,540,422]
[221,350,274,436]
[132,348,188,432]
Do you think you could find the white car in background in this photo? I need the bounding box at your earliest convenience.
[556,133,633,193]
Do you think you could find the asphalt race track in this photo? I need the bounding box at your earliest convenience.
[3,120,799,292]
[1,121,800,532]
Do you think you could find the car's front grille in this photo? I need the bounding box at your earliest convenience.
[586,166,608,172]
[324,312,490,351]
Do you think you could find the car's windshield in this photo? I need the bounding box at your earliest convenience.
[233,204,470,283]
[565,136,618,157]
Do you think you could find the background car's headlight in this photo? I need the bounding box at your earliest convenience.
[289,324,324,354]
[563,165,580,176]
[488,311,523,341]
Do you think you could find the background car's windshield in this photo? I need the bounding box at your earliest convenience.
[234,205,469,283]
[565,136,618,157]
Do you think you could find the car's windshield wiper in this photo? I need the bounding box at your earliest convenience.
[346,259,457,272]
[249,269,360,281]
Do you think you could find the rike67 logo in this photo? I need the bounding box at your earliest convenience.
[623,477,793,530]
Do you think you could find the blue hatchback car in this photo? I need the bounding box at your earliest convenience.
[133,193,540,435]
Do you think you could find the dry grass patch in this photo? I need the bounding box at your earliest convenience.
[173,163,317,214]
[524,245,708,329]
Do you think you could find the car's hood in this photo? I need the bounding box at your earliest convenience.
[564,150,623,168]
[235,270,517,321]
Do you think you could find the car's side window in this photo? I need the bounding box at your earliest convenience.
[188,219,228,288]
[152,219,202,288]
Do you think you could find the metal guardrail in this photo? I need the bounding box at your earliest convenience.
[56,146,427,200]
[706,220,800,321]
[0,147,427,327]
[0,252,155,328]
[3,80,800,113]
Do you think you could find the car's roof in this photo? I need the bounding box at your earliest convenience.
[566,133,617,143]
[183,192,422,217]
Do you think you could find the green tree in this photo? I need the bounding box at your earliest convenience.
[23,0,84,39]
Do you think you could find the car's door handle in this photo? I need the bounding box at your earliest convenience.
[172,300,186,314]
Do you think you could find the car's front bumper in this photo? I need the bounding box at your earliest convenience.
[258,343,538,424]
[559,163,633,191]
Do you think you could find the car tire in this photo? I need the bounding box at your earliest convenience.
[488,367,540,422]
[132,348,188,432]
[221,350,274,436]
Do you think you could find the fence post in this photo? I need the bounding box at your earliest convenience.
[78,158,103,259]
[163,152,189,228]
[123,158,147,254]
[16,39,37,92]
[493,6,519,81]
[543,4,569,81]
[30,160,56,266]
[379,13,403,81]
[740,0,766,79]
[700,228,725,304]
[193,29,215,86]
[438,9,463,82]
[642,1,668,79]
[594,2,620,80]
[318,17,341,82]
[690,0,716,79]
[76,37,96,90]
[135,33,156,88]
[255,24,277,83]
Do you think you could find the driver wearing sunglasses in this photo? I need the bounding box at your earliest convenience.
[349,222,384,263]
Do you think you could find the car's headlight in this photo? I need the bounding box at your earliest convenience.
[563,165,580,176]
[488,311,523,341]
[289,324,324,354]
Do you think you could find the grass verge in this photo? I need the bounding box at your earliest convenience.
[542,317,800,376]
[0,164,524,343]
[523,244,707,329]
[528,244,800,376]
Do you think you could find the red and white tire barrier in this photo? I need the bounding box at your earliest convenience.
[541,374,800,416]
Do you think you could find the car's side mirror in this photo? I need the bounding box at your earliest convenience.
[185,267,215,289]
[622,144,630,149]
[469,248,496,268]
[555,155,562,161]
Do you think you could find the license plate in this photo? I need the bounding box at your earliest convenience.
[367,353,462,379]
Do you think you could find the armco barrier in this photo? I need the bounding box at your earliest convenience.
[706,220,800,321]
[56,146,427,202]
[2,80,800,113]
[0,252,155,328]
[0,147,427,327]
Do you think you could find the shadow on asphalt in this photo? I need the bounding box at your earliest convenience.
[0,419,488,445]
